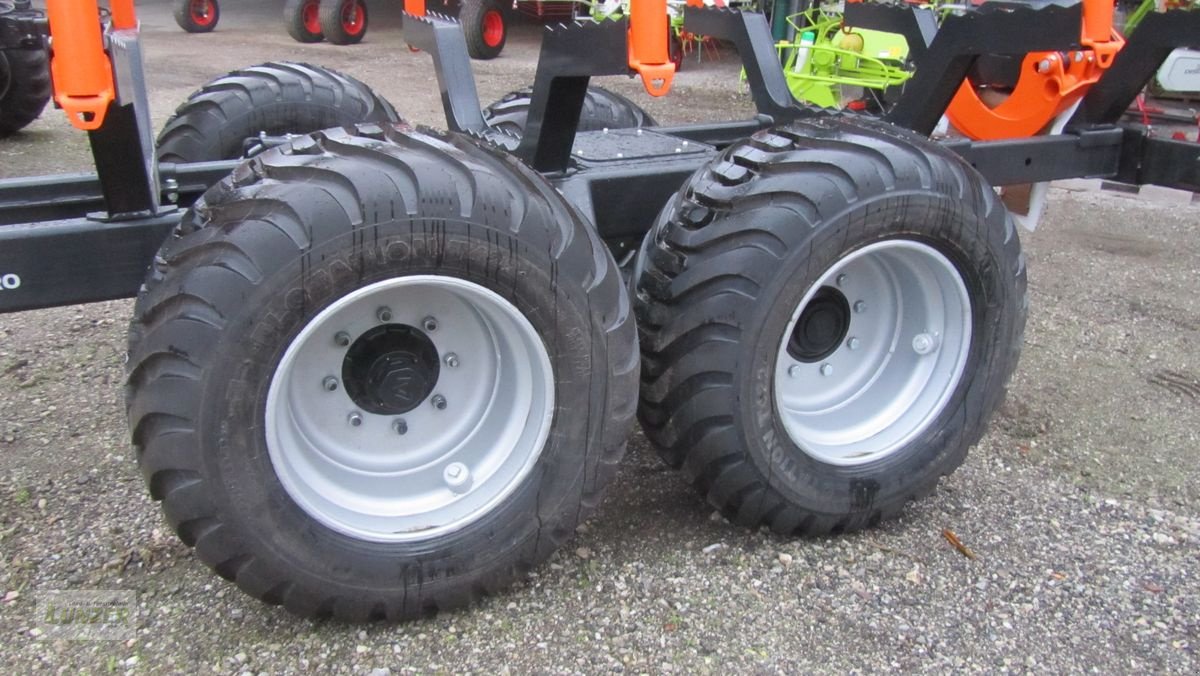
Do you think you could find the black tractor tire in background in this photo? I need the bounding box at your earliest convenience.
[462,0,507,60]
[155,61,398,164]
[174,0,220,33]
[126,125,638,619]
[284,0,325,43]
[482,85,658,140]
[0,47,52,138]
[634,116,1027,535]
[319,0,368,45]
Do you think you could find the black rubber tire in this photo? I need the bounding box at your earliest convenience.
[633,116,1028,535]
[283,0,324,43]
[482,85,658,140]
[462,0,507,60]
[318,0,368,46]
[0,47,51,138]
[125,124,639,620]
[155,61,398,164]
[174,0,220,33]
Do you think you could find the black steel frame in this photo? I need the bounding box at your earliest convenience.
[1,6,1198,315]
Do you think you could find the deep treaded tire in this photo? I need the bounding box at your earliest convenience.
[174,0,220,33]
[284,0,324,43]
[318,0,367,45]
[634,116,1027,535]
[155,62,398,164]
[483,86,657,140]
[462,0,507,60]
[126,124,639,620]
[0,48,52,137]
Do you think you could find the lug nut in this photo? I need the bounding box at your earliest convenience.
[392,419,408,435]
[334,331,351,348]
[847,337,861,351]
[431,394,447,410]
[322,376,339,392]
[377,306,393,323]
[347,412,363,427]
[788,364,801,378]
[444,353,460,368]
[912,333,939,356]
[836,274,848,287]
[853,301,867,314]
[820,363,834,377]
[444,462,471,493]
[423,316,439,332]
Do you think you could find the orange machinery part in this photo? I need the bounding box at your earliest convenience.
[946,0,1123,140]
[403,0,426,16]
[109,0,137,31]
[628,0,676,96]
[45,0,138,131]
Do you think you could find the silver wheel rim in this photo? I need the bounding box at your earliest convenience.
[265,275,554,542]
[773,240,971,466]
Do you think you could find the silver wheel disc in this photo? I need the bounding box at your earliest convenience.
[774,240,971,466]
[266,275,554,542]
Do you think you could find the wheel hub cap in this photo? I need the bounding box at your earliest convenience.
[774,240,972,466]
[787,286,851,363]
[343,324,439,416]
[265,275,554,542]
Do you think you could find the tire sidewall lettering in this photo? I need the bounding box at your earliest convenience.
[0,273,20,290]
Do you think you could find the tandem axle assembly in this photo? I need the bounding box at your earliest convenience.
[0,0,1197,620]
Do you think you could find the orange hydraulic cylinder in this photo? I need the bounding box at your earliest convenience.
[629,0,669,64]
[45,0,116,130]
[1081,0,1114,44]
[109,0,138,31]
[627,0,676,96]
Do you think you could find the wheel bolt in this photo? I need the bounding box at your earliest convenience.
[377,306,393,323]
[912,333,939,356]
[348,411,363,427]
[847,337,861,351]
[787,364,801,378]
[322,376,339,392]
[431,394,447,410]
[836,274,848,287]
[820,363,834,377]
[444,353,460,368]
[423,316,439,332]
[853,301,867,314]
[444,462,471,493]
[392,419,408,435]
[334,331,351,348]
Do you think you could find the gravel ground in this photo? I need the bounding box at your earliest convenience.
[2,1,1198,673]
